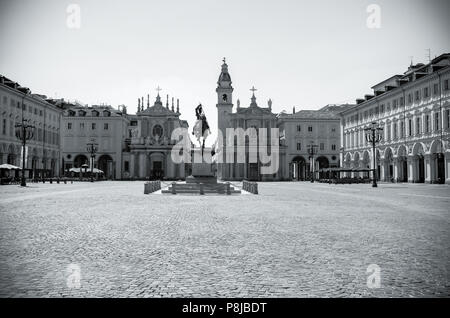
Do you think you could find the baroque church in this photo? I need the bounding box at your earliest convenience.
[124,92,188,180]
[215,59,286,181]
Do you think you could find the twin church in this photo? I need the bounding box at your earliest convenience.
[0,59,343,182]
[120,59,343,181]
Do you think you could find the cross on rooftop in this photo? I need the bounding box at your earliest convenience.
[156,86,162,95]
[250,86,257,95]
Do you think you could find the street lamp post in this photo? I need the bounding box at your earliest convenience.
[15,119,35,187]
[86,140,98,182]
[307,143,318,183]
[364,121,383,188]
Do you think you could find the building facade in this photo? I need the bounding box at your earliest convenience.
[215,60,346,181]
[0,75,63,178]
[340,53,450,184]
[124,94,188,180]
[278,105,347,181]
[215,60,282,181]
[58,102,129,179]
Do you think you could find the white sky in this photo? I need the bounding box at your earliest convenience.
[1,0,449,145]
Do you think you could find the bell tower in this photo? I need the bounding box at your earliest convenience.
[216,58,233,180]
[216,57,233,135]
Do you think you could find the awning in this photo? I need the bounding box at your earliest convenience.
[69,167,104,173]
[0,163,22,170]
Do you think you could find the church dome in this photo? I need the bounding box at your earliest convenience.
[218,60,232,84]
[219,70,231,82]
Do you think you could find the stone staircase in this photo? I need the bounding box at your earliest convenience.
[162,182,241,195]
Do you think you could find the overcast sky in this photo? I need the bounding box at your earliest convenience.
[1,0,449,144]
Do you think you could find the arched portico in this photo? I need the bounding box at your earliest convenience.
[353,152,360,177]
[411,143,425,183]
[291,155,308,181]
[98,154,114,179]
[383,147,394,182]
[396,145,408,182]
[74,154,88,168]
[316,156,329,179]
[429,140,445,184]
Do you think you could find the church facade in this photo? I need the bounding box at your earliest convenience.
[215,60,282,181]
[124,93,189,180]
[215,60,346,181]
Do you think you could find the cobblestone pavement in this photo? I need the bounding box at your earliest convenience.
[0,181,449,297]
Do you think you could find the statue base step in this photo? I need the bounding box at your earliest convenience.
[186,175,217,184]
[162,181,241,195]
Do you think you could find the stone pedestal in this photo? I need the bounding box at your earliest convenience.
[186,148,217,184]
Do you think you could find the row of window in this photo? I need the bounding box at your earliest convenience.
[345,109,450,148]
[296,142,337,151]
[1,118,60,144]
[67,122,109,130]
[296,125,337,133]
[1,95,59,121]
[346,79,450,126]
[67,109,112,117]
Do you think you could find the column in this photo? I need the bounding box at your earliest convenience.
[139,152,146,178]
[350,160,355,178]
[429,153,437,184]
[424,154,431,183]
[383,122,388,141]
[379,159,386,182]
[391,121,395,140]
[422,112,426,134]
[166,155,174,179]
[174,163,179,179]
[359,159,365,177]
[431,110,435,132]
[129,153,135,178]
[407,156,414,183]
[179,162,185,179]
[445,152,450,185]
[393,158,399,182]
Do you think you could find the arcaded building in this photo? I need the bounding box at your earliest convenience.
[58,102,129,179]
[278,105,350,181]
[0,75,63,178]
[341,53,450,184]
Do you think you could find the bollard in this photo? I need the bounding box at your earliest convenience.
[254,183,258,195]
[226,182,231,195]
[50,179,53,184]
[57,179,60,184]
[144,182,149,194]
[171,182,176,195]
[200,183,204,195]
